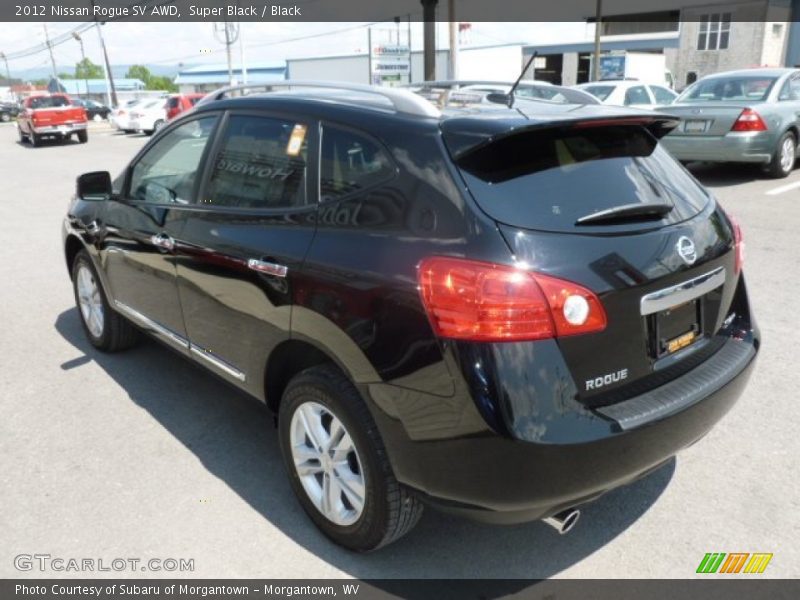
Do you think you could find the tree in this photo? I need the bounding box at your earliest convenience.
[58,72,74,80]
[125,64,177,93]
[75,58,104,80]
[125,64,151,83]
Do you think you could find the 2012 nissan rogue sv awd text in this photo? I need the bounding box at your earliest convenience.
[62,82,759,551]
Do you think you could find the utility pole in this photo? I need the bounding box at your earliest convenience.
[407,14,412,83]
[0,52,11,86]
[448,0,458,80]
[421,0,437,81]
[238,24,247,84]
[214,22,239,85]
[592,0,602,81]
[72,32,89,98]
[43,24,58,80]
[95,22,118,107]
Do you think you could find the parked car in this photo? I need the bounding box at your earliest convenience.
[575,80,678,108]
[128,99,168,135]
[0,101,20,122]
[17,93,88,146]
[408,79,599,106]
[110,100,145,133]
[659,68,800,178]
[166,93,204,121]
[71,98,111,121]
[63,81,758,551]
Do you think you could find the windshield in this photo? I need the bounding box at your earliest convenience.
[677,76,778,103]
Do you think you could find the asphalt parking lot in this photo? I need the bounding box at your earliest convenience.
[0,121,798,581]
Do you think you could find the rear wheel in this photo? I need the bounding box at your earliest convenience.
[767,131,796,178]
[77,129,88,144]
[153,119,165,132]
[1,112,9,122]
[278,365,422,551]
[29,131,40,147]
[72,250,139,352]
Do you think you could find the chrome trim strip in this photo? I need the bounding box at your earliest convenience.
[113,300,189,349]
[189,346,247,382]
[640,267,726,316]
[247,258,288,278]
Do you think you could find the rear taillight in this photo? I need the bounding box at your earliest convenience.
[417,257,607,342]
[731,108,767,132]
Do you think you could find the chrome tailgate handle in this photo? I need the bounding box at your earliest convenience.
[248,259,288,278]
[640,267,726,316]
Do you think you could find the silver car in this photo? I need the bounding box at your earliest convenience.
[660,68,800,177]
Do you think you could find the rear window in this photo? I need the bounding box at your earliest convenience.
[29,96,69,109]
[189,97,202,106]
[580,85,615,101]
[167,98,179,108]
[452,125,709,233]
[677,76,777,102]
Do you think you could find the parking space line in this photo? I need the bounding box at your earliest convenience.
[765,181,800,196]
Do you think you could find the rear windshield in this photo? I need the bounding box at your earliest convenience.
[29,96,70,109]
[452,125,709,233]
[677,76,778,103]
[189,97,202,106]
[167,98,179,108]
[580,85,615,101]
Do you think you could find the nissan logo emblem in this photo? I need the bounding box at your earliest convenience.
[677,236,697,265]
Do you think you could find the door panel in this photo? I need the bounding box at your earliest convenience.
[175,113,318,393]
[98,116,219,346]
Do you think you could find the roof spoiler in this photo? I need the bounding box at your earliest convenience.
[449,114,681,161]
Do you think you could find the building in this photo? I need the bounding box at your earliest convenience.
[174,61,287,93]
[523,0,796,90]
[48,78,157,106]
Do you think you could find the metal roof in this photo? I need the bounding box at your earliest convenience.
[54,78,146,94]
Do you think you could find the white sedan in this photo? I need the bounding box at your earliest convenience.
[574,80,678,109]
[128,99,168,135]
[110,100,146,133]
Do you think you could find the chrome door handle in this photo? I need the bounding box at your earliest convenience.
[247,258,288,278]
[150,233,175,251]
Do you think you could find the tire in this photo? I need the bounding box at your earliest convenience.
[77,129,88,144]
[17,126,26,143]
[29,131,40,147]
[153,119,165,132]
[122,129,134,134]
[1,112,9,122]
[767,131,796,178]
[278,364,423,552]
[72,250,139,352]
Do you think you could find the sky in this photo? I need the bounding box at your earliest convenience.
[0,21,592,76]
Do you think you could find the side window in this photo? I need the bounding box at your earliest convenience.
[202,115,308,210]
[624,86,652,106]
[650,85,677,104]
[128,116,216,204]
[779,77,800,101]
[320,125,395,201]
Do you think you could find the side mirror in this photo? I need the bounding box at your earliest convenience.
[76,171,112,201]
[486,92,513,107]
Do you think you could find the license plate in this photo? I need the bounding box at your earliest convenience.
[684,119,709,134]
[652,299,702,357]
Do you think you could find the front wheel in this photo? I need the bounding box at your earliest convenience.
[278,365,423,552]
[72,250,139,352]
[767,131,796,178]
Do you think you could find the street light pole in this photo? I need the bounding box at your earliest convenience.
[421,0,437,81]
[0,52,11,86]
[592,0,602,82]
[72,32,89,99]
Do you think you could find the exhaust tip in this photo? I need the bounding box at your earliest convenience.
[542,508,581,535]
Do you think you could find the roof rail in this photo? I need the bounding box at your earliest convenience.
[196,80,441,118]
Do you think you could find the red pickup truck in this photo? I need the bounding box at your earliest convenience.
[17,94,88,146]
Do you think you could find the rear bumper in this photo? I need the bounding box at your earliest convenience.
[33,122,87,135]
[661,131,774,163]
[364,329,758,522]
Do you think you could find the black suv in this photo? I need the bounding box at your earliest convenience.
[63,82,758,551]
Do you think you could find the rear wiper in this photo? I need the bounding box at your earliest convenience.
[575,202,673,226]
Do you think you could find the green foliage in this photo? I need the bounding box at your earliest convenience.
[75,58,104,79]
[58,72,74,80]
[125,64,177,92]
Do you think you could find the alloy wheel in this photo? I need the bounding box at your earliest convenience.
[76,264,105,338]
[780,136,796,173]
[289,401,366,526]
